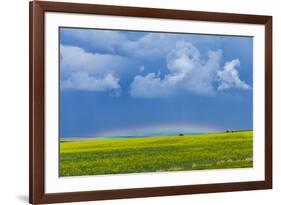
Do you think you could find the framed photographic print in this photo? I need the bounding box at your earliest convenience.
[29,1,272,204]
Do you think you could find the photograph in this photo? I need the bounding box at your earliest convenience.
[29,1,272,203]
[59,27,253,177]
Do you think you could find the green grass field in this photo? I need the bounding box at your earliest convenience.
[60,131,253,177]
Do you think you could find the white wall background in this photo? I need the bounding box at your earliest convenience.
[0,0,279,204]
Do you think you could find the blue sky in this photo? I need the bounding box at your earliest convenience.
[59,27,253,138]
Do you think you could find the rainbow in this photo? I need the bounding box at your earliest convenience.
[95,123,222,138]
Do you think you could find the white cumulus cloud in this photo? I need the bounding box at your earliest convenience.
[130,41,222,98]
[130,41,250,98]
[60,31,250,97]
[60,45,125,92]
[130,73,176,98]
[217,59,251,90]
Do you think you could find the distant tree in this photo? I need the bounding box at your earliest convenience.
[178,133,184,136]
[226,130,230,133]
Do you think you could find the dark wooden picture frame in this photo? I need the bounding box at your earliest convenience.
[29,1,272,204]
